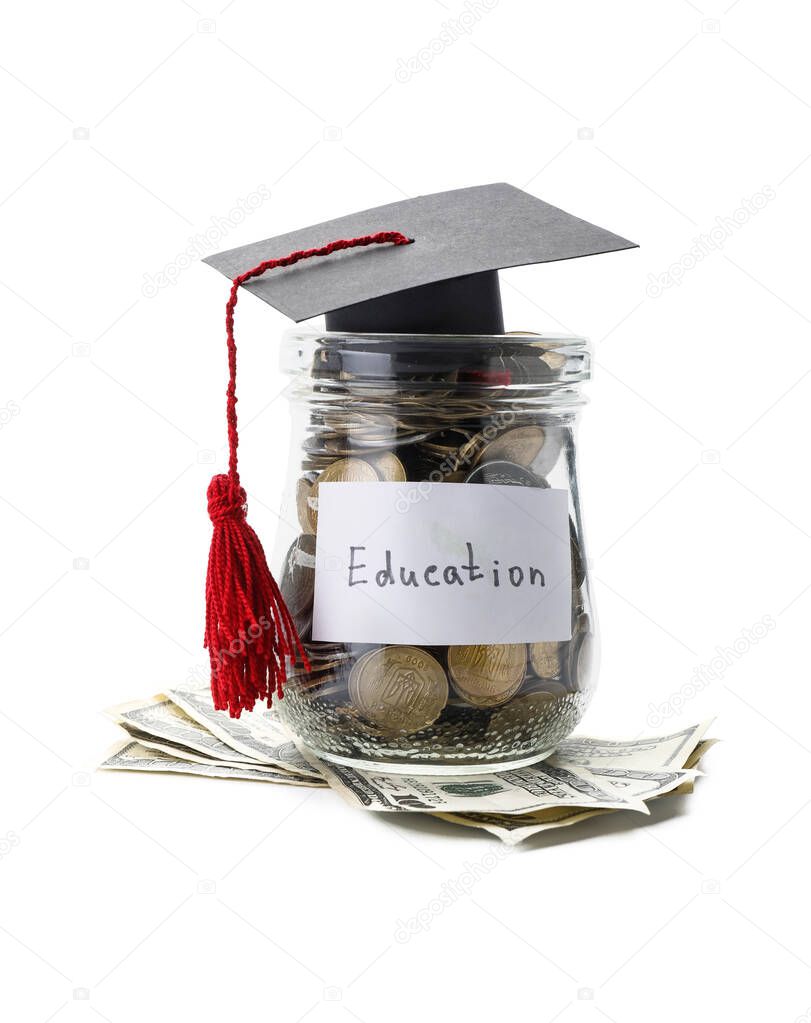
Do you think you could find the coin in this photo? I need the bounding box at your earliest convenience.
[348,645,448,733]
[541,351,566,372]
[421,427,473,449]
[464,460,548,488]
[310,456,378,529]
[295,613,313,643]
[322,411,398,437]
[521,677,568,698]
[447,644,527,708]
[477,425,545,467]
[296,473,317,533]
[367,451,407,482]
[279,533,317,621]
[566,613,594,693]
[418,428,474,466]
[528,641,562,680]
[570,518,585,586]
[529,426,565,476]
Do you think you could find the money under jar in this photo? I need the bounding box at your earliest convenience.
[273,330,598,773]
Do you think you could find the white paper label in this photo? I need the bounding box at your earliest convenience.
[312,482,572,645]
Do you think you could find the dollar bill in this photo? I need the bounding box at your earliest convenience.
[581,767,697,802]
[115,722,320,777]
[663,739,719,796]
[107,696,285,768]
[435,806,614,843]
[683,738,717,770]
[163,686,320,778]
[437,734,717,843]
[295,745,649,815]
[551,720,712,771]
[99,690,717,843]
[99,740,325,786]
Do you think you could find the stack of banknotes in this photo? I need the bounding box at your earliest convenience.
[100,686,715,845]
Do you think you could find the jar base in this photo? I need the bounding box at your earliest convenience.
[303,743,558,776]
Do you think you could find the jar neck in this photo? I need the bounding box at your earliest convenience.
[281,330,591,409]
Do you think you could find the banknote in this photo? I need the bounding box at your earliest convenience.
[163,686,319,778]
[551,720,712,771]
[663,739,718,796]
[115,722,320,776]
[295,746,649,815]
[100,689,716,843]
[581,767,697,802]
[436,806,614,843]
[437,735,717,843]
[107,696,286,768]
[683,738,717,770]
[99,740,325,786]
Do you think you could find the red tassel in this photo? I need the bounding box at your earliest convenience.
[205,474,307,716]
[205,230,413,717]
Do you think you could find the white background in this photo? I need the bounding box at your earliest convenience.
[1,2,809,1021]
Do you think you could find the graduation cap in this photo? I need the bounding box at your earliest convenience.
[201,184,636,718]
[204,182,637,335]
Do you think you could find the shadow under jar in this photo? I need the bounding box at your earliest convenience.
[273,330,599,774]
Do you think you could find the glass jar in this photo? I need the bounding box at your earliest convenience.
[273,330,598,774]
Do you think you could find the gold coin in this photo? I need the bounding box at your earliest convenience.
[477,426,545,468]
[447,644,527,708]
[528,641,562,680]
[367,451,407,482]
[348,645,448,733]
[310,457,378,530]
[541,351,566,372]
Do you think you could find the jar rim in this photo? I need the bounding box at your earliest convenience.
[284,328,589,347]
[280,328,591,400]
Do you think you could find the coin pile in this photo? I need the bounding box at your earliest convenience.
[277,336,595,765]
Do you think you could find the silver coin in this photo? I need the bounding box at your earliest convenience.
[464,460,548,487]
[279,533,317,621]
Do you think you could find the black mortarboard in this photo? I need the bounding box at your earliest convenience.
[204,183,636,335]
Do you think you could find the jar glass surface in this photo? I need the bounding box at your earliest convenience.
[272,330,599,774]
